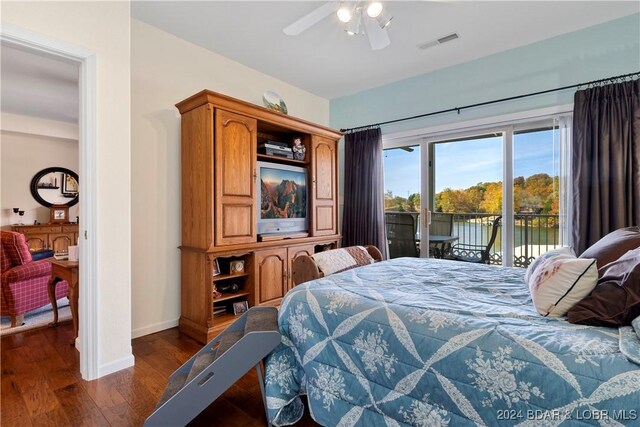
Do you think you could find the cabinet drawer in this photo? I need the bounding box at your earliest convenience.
[62,225,79,233]
[16,226,62,234]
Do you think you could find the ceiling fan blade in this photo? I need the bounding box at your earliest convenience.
[362,16,390,50]
[283,2,340,36]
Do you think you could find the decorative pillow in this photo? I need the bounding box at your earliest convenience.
[524,247,575,283]
[0,231,32,267]
[312,246,374,276]
[579,226,640,270]
[568,249,640,326]
[527,252,598,317]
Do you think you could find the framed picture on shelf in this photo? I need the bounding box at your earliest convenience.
[233,300,249,315]
[230,260,245,274]
[62,173,78,195]
[212,258,221,276]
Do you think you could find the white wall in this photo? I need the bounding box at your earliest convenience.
[1,112,79,140]
[1,128,79,227]
[1,1,133,376]
[131,19,330,337]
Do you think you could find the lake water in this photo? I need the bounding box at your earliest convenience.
[451,221,558,247]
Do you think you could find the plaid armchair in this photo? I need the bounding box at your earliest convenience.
[1,231,68,327]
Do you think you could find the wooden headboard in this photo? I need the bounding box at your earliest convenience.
[291,245,383,286]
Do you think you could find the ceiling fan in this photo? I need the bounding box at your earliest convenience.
[283,1,393,50]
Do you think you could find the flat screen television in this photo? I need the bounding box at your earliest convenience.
[257,161,308,235]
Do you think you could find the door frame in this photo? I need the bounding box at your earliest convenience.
[1,23,99,380]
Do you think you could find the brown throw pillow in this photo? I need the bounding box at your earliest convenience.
[579,226,640,270]
[567,249,640,327]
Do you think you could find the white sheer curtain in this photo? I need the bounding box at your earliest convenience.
[556,115,573,247]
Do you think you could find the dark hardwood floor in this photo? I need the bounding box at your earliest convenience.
[1,321,319,426]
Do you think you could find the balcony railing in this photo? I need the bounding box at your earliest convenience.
[450,213,560,267]
[386,211,560,267]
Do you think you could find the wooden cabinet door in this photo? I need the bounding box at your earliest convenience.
[49,233,73,253]
[214,109,257,246]
[310,136,338,236]
[24,234,48,251]
[287,244,316,290]
[254,248,287,305]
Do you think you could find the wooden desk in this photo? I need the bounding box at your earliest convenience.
[48,259,79,345]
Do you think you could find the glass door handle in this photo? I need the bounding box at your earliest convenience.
[424,209,431,228]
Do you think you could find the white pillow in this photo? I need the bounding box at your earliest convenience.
[524,246,575,283]
[527,252,598,317]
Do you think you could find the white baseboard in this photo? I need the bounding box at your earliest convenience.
[98,353,135,378]
[131,318,179,339]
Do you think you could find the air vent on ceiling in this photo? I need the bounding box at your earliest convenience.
[417,32,459,50]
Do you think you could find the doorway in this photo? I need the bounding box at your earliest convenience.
[1,25,99,379]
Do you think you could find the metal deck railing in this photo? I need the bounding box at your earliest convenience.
[385,211,560,267]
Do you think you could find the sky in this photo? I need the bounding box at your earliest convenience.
[384,128,559,197]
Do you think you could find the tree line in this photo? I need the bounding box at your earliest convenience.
[385,173,559,215]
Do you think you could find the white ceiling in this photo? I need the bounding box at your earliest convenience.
[132,1,639,99]
[1,43,79,123]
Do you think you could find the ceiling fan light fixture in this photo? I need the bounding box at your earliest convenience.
[345,10,362,35]
[337,4,353,23]
[366,2,383,18]
[375,11,393,29]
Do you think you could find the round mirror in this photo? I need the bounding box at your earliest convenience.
[30,167,79,208]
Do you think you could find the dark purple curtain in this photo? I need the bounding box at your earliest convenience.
[342,127,387,259]
[572,79,640,254]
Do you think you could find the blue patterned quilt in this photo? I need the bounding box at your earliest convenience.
[264,258,640,426]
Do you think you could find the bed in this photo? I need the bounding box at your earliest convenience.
[264,258,640,426]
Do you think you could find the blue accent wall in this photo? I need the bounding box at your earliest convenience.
[331,13,640,203]
[331,14,639,133]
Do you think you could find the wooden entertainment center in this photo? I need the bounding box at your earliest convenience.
[176,90,342,343]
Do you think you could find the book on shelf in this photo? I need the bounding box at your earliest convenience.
[53,253,69,260]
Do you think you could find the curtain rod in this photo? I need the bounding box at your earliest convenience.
[340,71,640,134]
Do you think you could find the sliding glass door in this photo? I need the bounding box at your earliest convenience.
[383,115,571,267]
[432,134,503,263]
[513,126,561,267]
[383,145,421,258]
